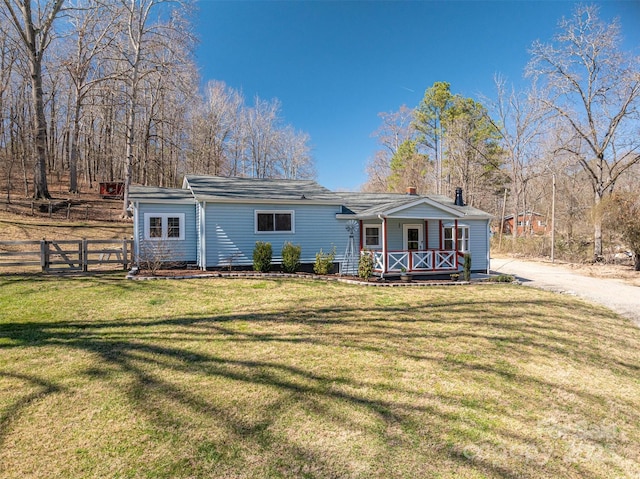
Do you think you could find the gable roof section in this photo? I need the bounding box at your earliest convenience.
[182,175,339,204]
[337,192,491,220]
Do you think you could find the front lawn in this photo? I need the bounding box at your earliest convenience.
[0,275,638,478]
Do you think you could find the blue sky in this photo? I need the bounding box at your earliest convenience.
[194,1,640,191]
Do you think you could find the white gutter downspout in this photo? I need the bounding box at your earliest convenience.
[378,214,386,278]
[486,220,491,274]
[200,202,207,271]
[132,201,139,265]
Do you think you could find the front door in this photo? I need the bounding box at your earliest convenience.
[403,224,424,251]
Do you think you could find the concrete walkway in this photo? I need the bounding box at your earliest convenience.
[490,257,640,327]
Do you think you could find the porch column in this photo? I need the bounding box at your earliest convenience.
[454,219,459,269]
[381,216,388,274]
[424,220,428,249]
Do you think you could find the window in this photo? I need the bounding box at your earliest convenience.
[443,224,469,252]
[363,224,381,248]
[144,213,185,240]
[255,210,294,233]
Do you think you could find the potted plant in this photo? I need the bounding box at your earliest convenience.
[400,266,411,282]
[450,273,460,281]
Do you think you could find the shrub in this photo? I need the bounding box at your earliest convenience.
[486,274,515,283]
[463,253,472,281]
[281,242,301,273]
[358,250,374,280]
[253,241,272,272]
[314,247,336,275]
[138,241,171,275]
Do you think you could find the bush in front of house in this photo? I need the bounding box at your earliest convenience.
[313,247,336,275]
[358,250,374,280]
[253,241,272,272]
[281,242,301,273]
[463,253,472,281]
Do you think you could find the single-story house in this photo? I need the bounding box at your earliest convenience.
[128,175,492,277]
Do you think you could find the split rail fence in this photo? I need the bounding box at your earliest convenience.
[0,239,133,273]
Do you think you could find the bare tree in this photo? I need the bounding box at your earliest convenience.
[111,0,195,216]
[1,0,66,199]
[364,105,417,192]
[60,0,117,193]
[486,76,549,245]
[527,4,640,260]
[187,80,243,176]
[274,126,315,180]
[244,96,280,178]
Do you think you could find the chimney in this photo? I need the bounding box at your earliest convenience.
[454,187,465,206]
[406,186,417,196]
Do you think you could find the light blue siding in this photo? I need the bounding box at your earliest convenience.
[136,203,197,263]
[205,203,350,267]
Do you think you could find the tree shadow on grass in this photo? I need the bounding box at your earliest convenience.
[0,284,639,478]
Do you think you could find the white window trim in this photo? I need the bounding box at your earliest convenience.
[363,223,382,249]
[443,223,470,253]
[143,213,185,241]
[254,210,295,234]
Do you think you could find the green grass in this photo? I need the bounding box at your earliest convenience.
[1,275,639,478]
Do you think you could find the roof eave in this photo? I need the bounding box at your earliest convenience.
[192,195,341,206]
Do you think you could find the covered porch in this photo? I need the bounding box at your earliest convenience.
[359,215,465,277]
[337,188,489,277]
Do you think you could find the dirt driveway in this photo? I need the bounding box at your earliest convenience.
[490,257,640,327]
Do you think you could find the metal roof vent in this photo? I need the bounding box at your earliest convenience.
[454,187,465,206]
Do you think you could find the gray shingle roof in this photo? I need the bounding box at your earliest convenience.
[183,175,338,202]
[129,186,195,201]
[337,192,491,218]
[128,176,491,219]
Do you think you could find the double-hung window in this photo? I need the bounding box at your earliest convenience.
[363,224,381,249]
[144,213,185,240]
[255,210,294,233]
[443,224,469,252]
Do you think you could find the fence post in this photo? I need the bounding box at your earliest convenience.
[122,238,128,270]
[40,239,47,272]
[82,238,88,272]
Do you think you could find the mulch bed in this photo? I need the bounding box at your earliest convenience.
[128,269,470,287]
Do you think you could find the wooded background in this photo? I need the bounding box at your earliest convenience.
[1,2,639,262]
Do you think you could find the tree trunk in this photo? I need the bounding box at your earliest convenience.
[593,190,603,261]
[69,97,81,193]
[29,50,51,199]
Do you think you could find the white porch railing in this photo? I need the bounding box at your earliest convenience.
[367,250,459,273]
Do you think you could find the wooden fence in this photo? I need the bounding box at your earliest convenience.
[0,238,133,273]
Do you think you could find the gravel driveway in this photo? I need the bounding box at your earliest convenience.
[490,257,640,327]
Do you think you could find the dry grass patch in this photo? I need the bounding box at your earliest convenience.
[0,276,639,478]
[0,211,132,242]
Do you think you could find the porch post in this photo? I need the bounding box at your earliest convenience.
[424,220,428,249]
[382,216,388,274]
[454,219,459,269]
[359,220,363,252]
